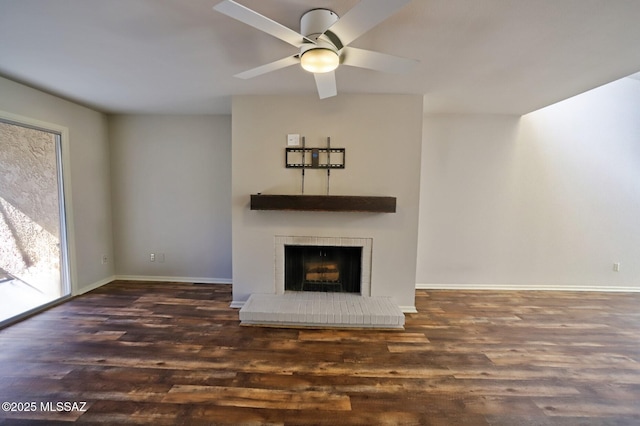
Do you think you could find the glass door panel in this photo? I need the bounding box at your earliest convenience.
[0,120,70,325]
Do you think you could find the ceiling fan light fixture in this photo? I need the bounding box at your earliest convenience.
[300,47,339,73]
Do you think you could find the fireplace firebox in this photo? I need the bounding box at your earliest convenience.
[284,245,362,293]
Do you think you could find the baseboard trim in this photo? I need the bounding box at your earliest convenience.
[75,275,116,295]
[399,305,418,314]
[416,283,640,292]
[115,275,232,285]
[230,300,245,309]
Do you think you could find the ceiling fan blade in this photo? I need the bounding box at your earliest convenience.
[213,0,310,47]
[341,46,418,74]
[314,71,337,99]
[326,0,412,47]
[234,55,299,79]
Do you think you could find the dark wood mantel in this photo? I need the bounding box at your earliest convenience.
[250,194,396,213]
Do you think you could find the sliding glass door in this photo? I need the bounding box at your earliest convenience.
[0,118,70,325]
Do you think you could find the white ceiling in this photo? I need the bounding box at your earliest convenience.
[1,0,640,115]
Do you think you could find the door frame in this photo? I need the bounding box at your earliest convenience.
[0,109,76,300]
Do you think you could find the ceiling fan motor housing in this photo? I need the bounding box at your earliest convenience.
[300,9,339,40]
[299,9,340,73]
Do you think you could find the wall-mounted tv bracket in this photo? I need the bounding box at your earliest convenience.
[286,137,345,195]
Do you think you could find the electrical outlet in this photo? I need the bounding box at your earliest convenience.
[101,255,108,264]
[613,262,620,272]
[150,253,156,262]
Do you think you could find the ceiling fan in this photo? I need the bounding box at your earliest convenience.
[213,0,418,99]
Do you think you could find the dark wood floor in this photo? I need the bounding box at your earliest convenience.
[1,281,639,425]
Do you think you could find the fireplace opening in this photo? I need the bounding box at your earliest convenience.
[284,245,362,293]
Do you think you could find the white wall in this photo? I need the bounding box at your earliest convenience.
[417,77,640,290]
[109,115,232,282]
[0,76,113,294]
[231,95,423,310]
[5,71,637,298]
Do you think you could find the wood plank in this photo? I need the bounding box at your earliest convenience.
[163,385,352,410]
[250,194,396,212]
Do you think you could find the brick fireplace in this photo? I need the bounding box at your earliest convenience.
[274,236,372,296]
[231,94,423,314]
[238,235,404,328]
